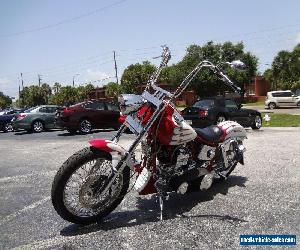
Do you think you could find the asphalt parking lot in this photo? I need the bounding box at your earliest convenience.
[0,128,299,249]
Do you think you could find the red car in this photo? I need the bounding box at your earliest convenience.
[56,100,121,134]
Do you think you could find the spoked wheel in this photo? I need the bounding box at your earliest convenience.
[51,147,130,225]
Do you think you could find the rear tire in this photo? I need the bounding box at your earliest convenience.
[215,114,226,124]
[79,119,92,134]
[268,102,276,109]
[251,115,262,130]
[31,120,44,133]
[2,122,13,132]
[51,147,130,225]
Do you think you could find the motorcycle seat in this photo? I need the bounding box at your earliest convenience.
[194,125,224,143]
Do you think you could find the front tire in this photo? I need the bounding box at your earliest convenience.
[51,147,130,225]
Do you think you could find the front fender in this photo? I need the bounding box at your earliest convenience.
[89,139,126,169]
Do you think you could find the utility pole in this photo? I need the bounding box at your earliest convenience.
[113,50,119,84]
[20,73,24,89]
[38,74,42,87]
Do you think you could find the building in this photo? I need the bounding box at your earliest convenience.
[244,76,271,101]
[88,83,197,106]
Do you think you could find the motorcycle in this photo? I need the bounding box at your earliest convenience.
[51,47,247,225]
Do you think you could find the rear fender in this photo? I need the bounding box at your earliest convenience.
[89,139,127,169]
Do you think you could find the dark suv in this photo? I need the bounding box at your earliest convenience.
[56,100,121,134]
[182,97,262,129]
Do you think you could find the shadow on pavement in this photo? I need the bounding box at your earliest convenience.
[60,175,248,237]
[14,129,63,135]
[57,129,115,136]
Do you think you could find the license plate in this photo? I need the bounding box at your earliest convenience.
[186,120,192,125]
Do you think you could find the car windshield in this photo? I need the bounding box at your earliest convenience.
[193,99,214,108]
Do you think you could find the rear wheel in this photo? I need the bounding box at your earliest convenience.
[268,102,276,109]
[31,120,44,133]
[2,122,13,132]
[251,115,262,130]
[51,147,130,225]
[215,114,226,124]
[79,119,92,134]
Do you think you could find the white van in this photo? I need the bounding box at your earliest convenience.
[265,90,300,109]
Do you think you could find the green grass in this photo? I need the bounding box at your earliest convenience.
[243,101,265,106]
[262,113,300,127]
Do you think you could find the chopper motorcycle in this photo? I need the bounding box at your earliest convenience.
[51,47,247,224]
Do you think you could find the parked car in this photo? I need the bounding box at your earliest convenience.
[56,100,121,134]
[265,90,300,109]
[12,105,61,133]
[0,109,25,132]
[182,97,262,129]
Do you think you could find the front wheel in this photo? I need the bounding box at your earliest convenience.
[51,147,130,225]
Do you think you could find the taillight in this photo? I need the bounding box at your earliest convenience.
[198,110,208,117]
[118,115,126,124]
[17,114,27,120]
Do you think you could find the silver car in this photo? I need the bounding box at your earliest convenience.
[265,90,300,109]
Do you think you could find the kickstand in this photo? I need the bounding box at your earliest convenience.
[159,196,164,221]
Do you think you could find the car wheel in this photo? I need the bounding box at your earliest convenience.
[215,115,226,124]
[251,115,262,130]
[79,119,92,134]
[32,120,44,133]
[2,122,14,132]
[268,102,276,109]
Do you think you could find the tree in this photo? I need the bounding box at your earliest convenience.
[53,82,62,94]
[105,82,121,98]
[120,61,156,93]
[49,84,95,106]
[264,43,300,90]
[49,86,79,106]
[166,41,258,97]
[76,84,94,101]
[0,91,12,109]
[19,85,46,107]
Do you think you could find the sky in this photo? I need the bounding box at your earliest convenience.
[0,0,300,98]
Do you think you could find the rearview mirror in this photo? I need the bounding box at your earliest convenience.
[227,60,246,70]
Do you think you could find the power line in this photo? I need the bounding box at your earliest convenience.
[0,0,129,38]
